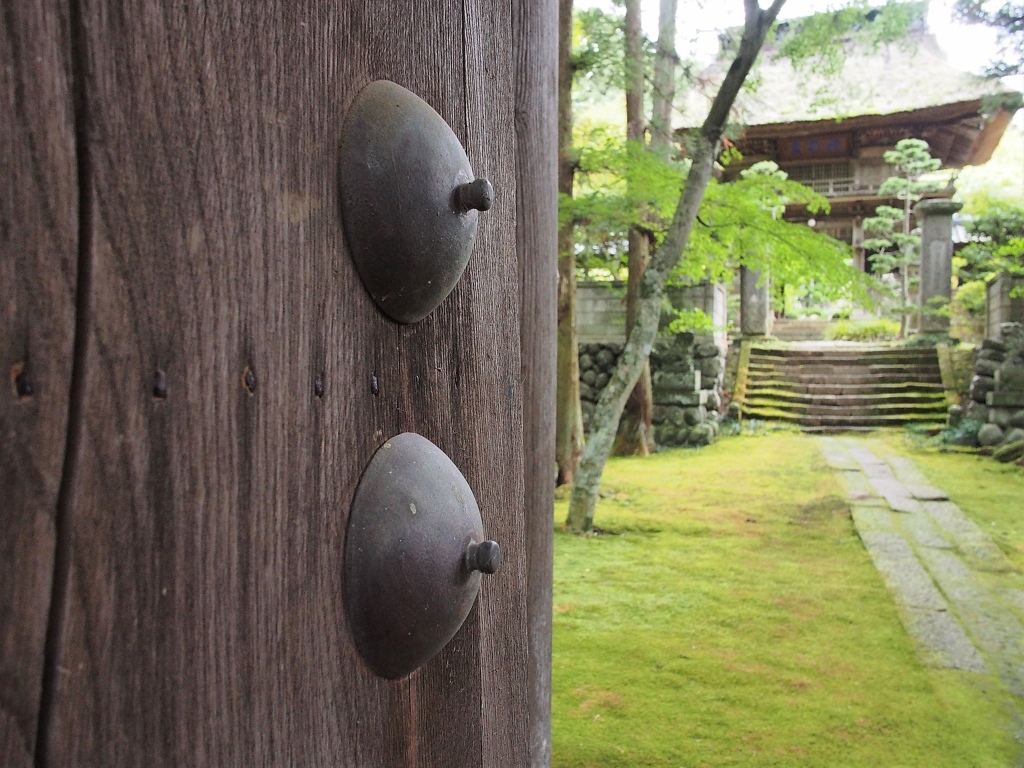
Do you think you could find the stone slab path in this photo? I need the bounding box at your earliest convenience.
[819,437,1024,730]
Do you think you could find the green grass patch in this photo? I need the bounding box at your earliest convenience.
[824,318,901,342]
[553,433,1022,767]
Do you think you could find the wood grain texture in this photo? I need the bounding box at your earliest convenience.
[0,2,77,766]
[512,0,558,765]
[39,1,530,765]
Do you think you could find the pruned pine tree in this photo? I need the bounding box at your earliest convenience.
[862,138,943,337]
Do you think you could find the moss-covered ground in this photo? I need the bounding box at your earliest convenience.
[552,432,1024,767]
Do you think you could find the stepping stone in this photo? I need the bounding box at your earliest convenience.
[865,478,923,512]
[884,455,933,487]
[922,500,987,546]
[826,459,860,472]
[858,531,948,610]
[999,589,1024,620]
[903,606,989,672]
[844,444,887,468]
[885,495,923,515]
[905,484,949,502]
[917,547,983,605]
[840,472,879,501]
[817,438,860,471]
[860,462,897,483]
[960,543,1015,573]
[851,504,896,533]
[824,441,1023,695]
[917,548,1024,697]
[902,510,953,549]
[921,501,1010,567]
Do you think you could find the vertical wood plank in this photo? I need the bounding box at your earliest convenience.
[462,1,532,765]
[39,0,530,765]
[0,2,77,766]
[513,0,559,764]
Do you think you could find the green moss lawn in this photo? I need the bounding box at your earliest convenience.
[552,432,1023,767]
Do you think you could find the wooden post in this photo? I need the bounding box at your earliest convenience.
[513,0,558,763]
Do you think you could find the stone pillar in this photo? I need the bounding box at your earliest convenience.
[740,266,771,336]
[671,280,729,352]
[914,199,962,334]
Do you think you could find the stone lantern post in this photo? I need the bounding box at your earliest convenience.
[740,266,772,337]
[914,199,962,334]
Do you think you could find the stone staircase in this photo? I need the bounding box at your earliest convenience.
[735,343,950,430]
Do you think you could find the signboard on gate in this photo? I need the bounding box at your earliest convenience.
[777,133,850,161]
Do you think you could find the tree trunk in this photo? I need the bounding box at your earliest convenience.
[649,0,680,154]
[614,0,656,457]
[567,0,787,533]
[556,0,584,485]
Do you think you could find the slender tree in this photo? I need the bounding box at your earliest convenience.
[615,0,680,456]
[556,0,585,485]
[567,0,787,533]
[614,0,658,456]
[649,0,681,155]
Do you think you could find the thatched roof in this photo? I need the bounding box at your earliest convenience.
[679,3,1014,131]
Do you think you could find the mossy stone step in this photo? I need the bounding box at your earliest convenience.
[737,343,950,430]
[743,390,948,407]
[739,405,945,427]
[749,366,937,378]
[743,381,944,395]
[746,373,943,386]
[742,398,948,415]
[750,347,938,360]
[747,354,939,364]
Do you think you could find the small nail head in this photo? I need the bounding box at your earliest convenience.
[153,369,167,399]
[457,178,494,213]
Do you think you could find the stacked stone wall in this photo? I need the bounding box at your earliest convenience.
[578,333,725,448]
[962,323,1024,448]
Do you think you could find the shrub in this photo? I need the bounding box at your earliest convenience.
[900,333,958,348]
[823,318,900,342]
[953,280,987,317]
[939,418,984,447]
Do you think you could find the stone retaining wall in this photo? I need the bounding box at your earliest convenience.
[985,273,1024,340]
[961,323,1024,447]
[578,332,724,448]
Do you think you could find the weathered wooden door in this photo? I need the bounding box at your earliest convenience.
[1,1,555,765]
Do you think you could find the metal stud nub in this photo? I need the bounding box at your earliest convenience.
[456,178,494,213]
[465,540,501,575]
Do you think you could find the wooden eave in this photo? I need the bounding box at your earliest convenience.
[724,98,1018,169]
[783,188,956,222]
